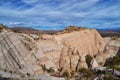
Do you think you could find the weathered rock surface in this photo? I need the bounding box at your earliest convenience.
[29,74,65,80]
[0,25,41,76]
[0,25,119,78]
[104,37,120,56]
[95,37,120,66]
[53,29,105,72]
[0,26,42,76]
[90,58,99,69]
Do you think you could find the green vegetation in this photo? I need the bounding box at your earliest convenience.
[58,67,63,76]
[85,54,93,68]
[111,36,117,40]
[104,73,115,80]
[40,64,47,73]
[41,64,55,74]
[96,69,105,75]
[107,65,120,72]
[105,56,120,66]
[22,41,32,51]
[70,70,75,77]
[63,25,87,33]
[47,67,54,73]
[58,67,62,73]
[105,56,120,71]
[79,67,93,79]
[62,70,70,77]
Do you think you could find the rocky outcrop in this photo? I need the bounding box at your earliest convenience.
[95,37,120,66]
[90,58,99,69]
[0,27,43,77]
[31,28,105,74]
[1,25,119,78]
[62,26,86,33]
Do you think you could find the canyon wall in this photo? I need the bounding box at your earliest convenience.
[0,25,119,77]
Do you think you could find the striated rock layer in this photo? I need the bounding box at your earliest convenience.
[0,25,119,77]
[0,31,42,75]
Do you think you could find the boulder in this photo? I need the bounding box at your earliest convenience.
[90,58,99,69]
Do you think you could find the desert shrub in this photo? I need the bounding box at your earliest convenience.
[71,70,75,77]
[110,66,120,71]
[58,67,63,76]
[58,67,63,72]
[79,68,93,78]
[114,66,120,71]
[40,64,47,73]
[96,70,105,75]
[111,36,117,40]
[47,67,54,73]
[104,74,114,80]
[105,56,120,67]
[85,54,93,68]
[79,67,87,73]
[104,56,120,71]
[62,70,70,77]
[26,73,30,77]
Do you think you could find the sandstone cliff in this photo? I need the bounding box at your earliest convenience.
[0,25,42,77]
[0,25,119,78]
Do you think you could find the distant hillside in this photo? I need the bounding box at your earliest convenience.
[10,26,120,37]
[97,29,120,37]
[11,27,62,34]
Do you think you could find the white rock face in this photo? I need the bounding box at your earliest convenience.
[104,37,120,54]
[90,58,99,69]
[33,29,106,73]
[31,74,65,80]
[94,37,120,66]
[0,31,35,75]
[1,25,119,77]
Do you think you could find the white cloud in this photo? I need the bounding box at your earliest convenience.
[22,0,39,4]
[0,0,120,29]
[9,22,25,25]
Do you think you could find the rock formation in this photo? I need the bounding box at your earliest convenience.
[95,37,120,66]
[0,25,43,77]
[90,58,99,69]
[0,25,119,78]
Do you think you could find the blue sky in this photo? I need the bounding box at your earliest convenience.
[0,0,120,30]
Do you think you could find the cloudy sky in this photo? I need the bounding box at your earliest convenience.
[0,0,120,30]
